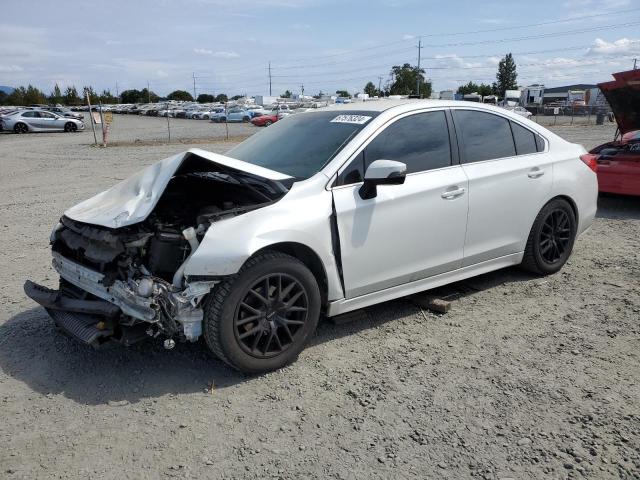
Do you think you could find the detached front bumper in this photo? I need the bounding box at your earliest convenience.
[24,280,121,346]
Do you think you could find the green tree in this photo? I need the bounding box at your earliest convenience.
[335,90,351,98]
[496,53,518,98]
[120,89,142,103]
[363,81,379,97]
[0,91,7,105]
[388,64,431,97]
[139,88,159,103]
[50,83,63,104]
[99,89,117,103]
[214,93,228,103]
[281,90,292,98]
[83,86,99,104]
[63,86,81,105]
[167,90,194,101]
[230,95,243,101]
[197,93,214,103]
[7,87,26,105]
[23,84,47,105]
[457,81,480,95]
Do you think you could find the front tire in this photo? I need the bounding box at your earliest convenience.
[203,251,321,373]
[264,120,273,127]
[14,122,28,134]
[64,122,77,132]
[521,198,577,275]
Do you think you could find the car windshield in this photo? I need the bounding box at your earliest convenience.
[226,110,379,179]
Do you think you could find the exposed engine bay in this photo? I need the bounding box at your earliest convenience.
[25,153,289,348]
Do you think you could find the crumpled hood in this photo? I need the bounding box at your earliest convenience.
[598,69,640,134]
[64,148,292,229]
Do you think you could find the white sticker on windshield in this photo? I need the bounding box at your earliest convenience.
[330,114,372,125]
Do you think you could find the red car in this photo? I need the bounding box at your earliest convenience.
[251,114,278,127]
[585,69,640,196]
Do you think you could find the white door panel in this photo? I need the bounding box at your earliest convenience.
[333,166,469,298]
[461,154,553,266]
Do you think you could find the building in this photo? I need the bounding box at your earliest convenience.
[542,84,596,105]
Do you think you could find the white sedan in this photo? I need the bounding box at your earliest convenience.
[26,100,597,373]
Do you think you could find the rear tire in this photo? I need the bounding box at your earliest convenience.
[203,251,321,373]
[64,122,77,132]
[264,120,273,127]
[521,198,577,275]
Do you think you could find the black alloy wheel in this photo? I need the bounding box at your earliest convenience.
[521,198,577,275]
[64,122,77,132]
[539,209,571,264]
[234,273,308,358]
[203,251,321,373]
[14,123,28,134]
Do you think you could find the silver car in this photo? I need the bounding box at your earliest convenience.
[25,100,597,373]
[1,109,85,133]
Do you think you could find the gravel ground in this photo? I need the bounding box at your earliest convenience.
[0,116,638,480]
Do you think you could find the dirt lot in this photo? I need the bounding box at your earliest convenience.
[0,115,638,480]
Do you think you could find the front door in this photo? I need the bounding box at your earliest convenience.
[332,110,469,299]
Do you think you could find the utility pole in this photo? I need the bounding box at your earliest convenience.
[300,84,304,97]
[192,72,197,100]
[268,61,272,96]
[147,81,151,103]
[634,58,638,69]
[416,37,423,97]
[115,81,119,102]
[378,75,383,96]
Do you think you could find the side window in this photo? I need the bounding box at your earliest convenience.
[364,111,451,174]
[453,110,516,163]
[22,111,35,118]
[534,133,545,152]
[510,121,537,155]
[40,112,56,119]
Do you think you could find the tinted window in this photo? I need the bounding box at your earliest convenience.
[364,111,451,174]
[226,110,379,179]
[40,112,56,119]
[534,134,545,152]
[453,110,516,163]
[337,151,364,185]
[510,121,537,155]
[22,111,36,118]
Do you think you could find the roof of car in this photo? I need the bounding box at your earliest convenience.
[321,99,490,113]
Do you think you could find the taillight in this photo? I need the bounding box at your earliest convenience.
[580,153,598,172]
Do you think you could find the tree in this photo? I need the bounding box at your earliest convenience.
[197,93,214,103]
[363,81,379,97]
[23,84,47,105]
[120,89,142,103]
[335,90,351,98]
[231,95,243,101]
[0,91,6,105]
[64,86,81,105]
[50,83,63,104]
[457,81,494,96]
[214,93,228,103]
[99,89,117,103]
[140,88,159,103]
[7,86,26,105]
[496,53,518,98]
[167,90,194,101]
[281,90,292,98]
[388,64,431,97]
[83,86,99,104]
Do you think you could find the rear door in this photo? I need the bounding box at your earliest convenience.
[332,109,469,298]
[451,109,553,266]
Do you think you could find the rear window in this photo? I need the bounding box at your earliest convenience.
[510,121,538,155]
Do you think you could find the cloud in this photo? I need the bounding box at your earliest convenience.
[291,23,310,30]
[213,51,239,58]
[402,34,414,40]
[0,65,24,72]
[194,48,239,58]
[586,37,640,56]
[157,70,169,78]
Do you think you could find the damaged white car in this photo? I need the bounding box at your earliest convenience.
[25,100,597,373]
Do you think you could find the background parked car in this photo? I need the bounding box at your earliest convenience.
[0,109,85,133]
[46,106,84,121]
[251,114,278,127]
[211,108,251,123]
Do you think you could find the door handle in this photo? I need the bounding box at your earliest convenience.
[441,187,466,199]
[527,168,545,179]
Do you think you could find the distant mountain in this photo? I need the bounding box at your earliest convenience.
[0,85,15,95]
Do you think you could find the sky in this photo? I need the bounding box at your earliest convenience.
[1,0,640,97]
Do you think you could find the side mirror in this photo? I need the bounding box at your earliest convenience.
[359,159,407,199]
